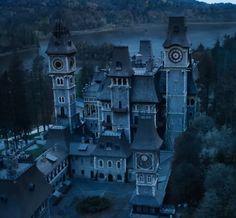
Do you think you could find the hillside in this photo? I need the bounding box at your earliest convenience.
[0,0,236,52]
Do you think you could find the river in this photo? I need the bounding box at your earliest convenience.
[0,23,235,73]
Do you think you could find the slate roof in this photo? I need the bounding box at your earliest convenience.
[131,76,159,103]
[109,46,134,77]
[92,130,131,158]
[139,40,153,63]
[163,16,191,48]
[45,126,70,152]
[93,70,106,83]
[97,77,111,101]
[0,165,51,218]
[130,195,160,207]
[131,116,163,151]
[70,143,96,156]
[84,82,101,98]
[36,148,68,176]
[46,20,77,55]
[187,71,197,95]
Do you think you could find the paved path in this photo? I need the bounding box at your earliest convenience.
[51,178,135,218]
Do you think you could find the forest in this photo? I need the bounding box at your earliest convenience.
[1,0,236,53]
[168,35,236,217]
[0,52,53,147]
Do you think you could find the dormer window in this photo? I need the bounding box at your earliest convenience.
[116,61,122,70]
[68,40,72,46]
[106,142,112,150]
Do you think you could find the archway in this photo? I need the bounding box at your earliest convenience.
[108,174,113,182]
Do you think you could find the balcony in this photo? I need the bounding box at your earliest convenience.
[111,107,128,113]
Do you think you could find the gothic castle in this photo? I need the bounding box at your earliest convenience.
[46,16,198,217]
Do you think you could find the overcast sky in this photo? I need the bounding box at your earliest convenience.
[199,0,236,3]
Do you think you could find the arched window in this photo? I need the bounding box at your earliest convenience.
[99,173,104,179]
[147,175,152,183]
[98,159,104,168]
[107,160,113,168]
[117,161,121,169]
[56,77,64,85]
[117,175,122,181]
[139,175,144,183]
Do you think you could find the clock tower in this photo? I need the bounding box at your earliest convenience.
[163,16,191,149]
[46,20,77,133]
[130,116,163,217]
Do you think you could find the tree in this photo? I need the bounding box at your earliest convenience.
[194,191,224,218]
[77,65,94,97]
[7,55,32,143]
[29,52,53,131]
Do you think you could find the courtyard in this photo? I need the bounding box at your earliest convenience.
[51,178,135,218]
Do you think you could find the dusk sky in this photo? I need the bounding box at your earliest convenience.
[199,0,236,3]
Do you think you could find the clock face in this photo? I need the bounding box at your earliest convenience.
[168,48,183,63]
[137,153,152,170]
[53,58,64,71]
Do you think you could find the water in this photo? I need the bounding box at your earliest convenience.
[0,23,235,73]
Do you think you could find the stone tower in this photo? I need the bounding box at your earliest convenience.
[163,16,191,149]
[130,116,163,217]
[109,46,134,143]
[46,20,77,133]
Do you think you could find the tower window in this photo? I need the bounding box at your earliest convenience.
[119,101,122,109]
[56,77,64,85]
[58,97,65,103]
[118,78,121,85]
[116,61,122,70]
[107,115,111,123]
[147,175,152,183]
[139,175,144,183]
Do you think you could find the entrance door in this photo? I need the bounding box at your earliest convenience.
[108,174,113,182]
[61,107,65,117]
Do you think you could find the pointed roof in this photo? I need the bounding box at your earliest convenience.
[46,20,77,55]
[109,46,134,77]
[0,165,51,218]
[163,16,191,48]
[131,116,163,151]
[139,40,153,63]
[92,130,131,158]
